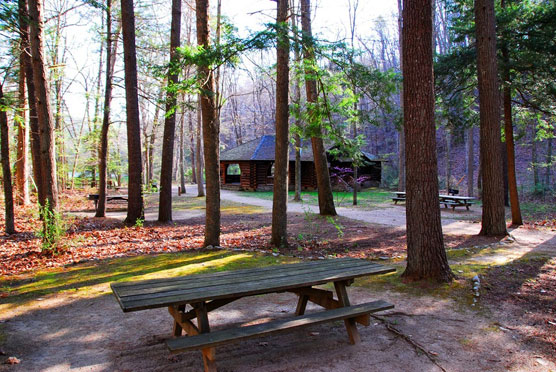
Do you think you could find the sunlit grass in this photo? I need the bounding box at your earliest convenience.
[236,188,393,208]
[0,251,298,309]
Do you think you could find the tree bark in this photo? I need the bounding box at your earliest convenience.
[121,0,144,223]
[19,0,42,203]
[291,0,302,202]
[0,84,15,234]
[179,105,186,193]
[397,0,406,192]
[196,97,204,196]
[159,0,182,222]
[475,0,507,236]
[16,49,30,205]
[467,126,474,196]
[29,0,58,211]
[445,129,451,191]
[300,0,336,216]
[96,0,119,217]
[196,0,220,246]
[271,0,290,248]
[401,0,453,282]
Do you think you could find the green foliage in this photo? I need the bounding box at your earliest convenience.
[36,201,66,255]
[134,218,144,228]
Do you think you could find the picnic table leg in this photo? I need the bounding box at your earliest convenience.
[195,302,217,372]
[295,294,309,315]
[172,304,186,336]
[334,281,361,345]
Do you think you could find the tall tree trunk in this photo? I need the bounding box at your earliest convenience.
[475,0,507,236]
[300,0,336,216]
[467,126,474,196]
[196,97,204,196]
[196,0,219,247]
[0,85,15,234]
[29,0,58,211]
[531,120,539,190]
[16,50,30,205]
[179,106,186,193]
[271,0,290,247]
[445,129,451,191]
[397,0,406,192]
[401,0,453,283]
[96,0,119,217]
[159,0,182,222]
[291,0,302,202]
[121,0,144,223]
[546,138,552,189]
[188,105,197,184]
[502,65,522,223]
[19,0,42,202]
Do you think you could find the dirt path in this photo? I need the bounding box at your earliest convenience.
[1,279,554,372]
[4,186,552,371]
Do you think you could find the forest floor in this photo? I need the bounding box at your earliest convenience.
[0,186,555,371]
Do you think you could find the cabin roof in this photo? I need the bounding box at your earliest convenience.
[220,135,314,162]
[220,135,386,163]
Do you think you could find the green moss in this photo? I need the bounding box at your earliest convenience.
[0,251,298,307]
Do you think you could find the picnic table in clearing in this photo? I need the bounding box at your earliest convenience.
[87,194,128,210]
[111,258,395,372]
[392,191,477,210]
[439,194,477,210]
[391,191,406,204]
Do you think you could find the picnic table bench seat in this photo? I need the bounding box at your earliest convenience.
[111,258,395,371]
[167,300,393,353]
[88,194,128,210]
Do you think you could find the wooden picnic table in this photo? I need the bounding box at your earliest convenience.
[391,191,406,204]
[87,194,128,210]
[439,194,477,210]
[111,258,395,371]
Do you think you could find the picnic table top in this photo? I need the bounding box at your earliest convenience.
[438,194,477,200]
[111,258,395,313]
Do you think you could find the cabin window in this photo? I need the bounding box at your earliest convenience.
[226,164,241,175]
[267,162,275,177]
[225,163,241,184]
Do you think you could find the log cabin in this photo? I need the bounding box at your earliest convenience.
[220,135,384,191]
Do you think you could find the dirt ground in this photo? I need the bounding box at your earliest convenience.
[1,189,555,371]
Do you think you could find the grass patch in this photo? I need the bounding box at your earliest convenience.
[0,250,298,308]
[237,188,393,209]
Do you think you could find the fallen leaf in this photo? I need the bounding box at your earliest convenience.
[5,357,20,365]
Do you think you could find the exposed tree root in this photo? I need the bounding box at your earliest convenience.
[371,314,448,372]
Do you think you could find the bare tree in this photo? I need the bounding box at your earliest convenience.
[29,0,58,210]
[401,0,453,282]
[196,0,219,247]
[271,0,290,247]
[16,43,30,205]
[397,0,406,192]
[121,0,144,223]
[300,0,336,216]
[159,0,182,222]
[96,0,120,217]
[196,96,204,197]
[18,0,43,204]
[475,0,507,236]
[0,83,15,234]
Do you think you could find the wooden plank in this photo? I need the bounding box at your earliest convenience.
[194,302,216,372]
[289,288,369,326]
[117,264,394,312]
[115,259,376,297]
[166,300,394,353]
[334,281,360,344]
[116,265,395,312]
[113,258,372,291]
[168,305,199,336]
